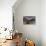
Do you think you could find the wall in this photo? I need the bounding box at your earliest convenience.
[41,0,46,46]
[13,0,41,46]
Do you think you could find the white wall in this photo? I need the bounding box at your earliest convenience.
[13,0,46,46]
[0,0,16,30]
[13,0,41,46]
[41,0,46,46]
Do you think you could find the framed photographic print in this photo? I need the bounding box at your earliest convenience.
[23,16,36,24]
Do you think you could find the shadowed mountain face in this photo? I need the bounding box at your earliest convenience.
[23,16,35,24]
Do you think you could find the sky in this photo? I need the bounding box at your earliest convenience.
[0,0,16,30]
